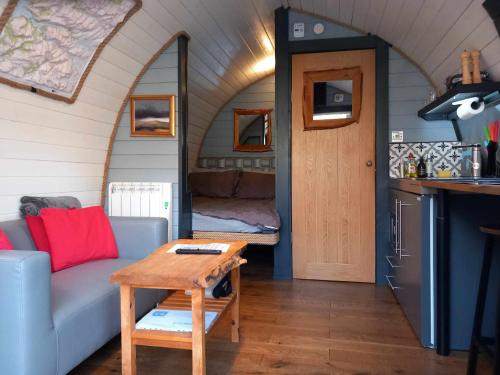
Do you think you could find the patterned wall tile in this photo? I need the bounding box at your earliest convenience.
[389,142,463,178]
[198,157,275,172]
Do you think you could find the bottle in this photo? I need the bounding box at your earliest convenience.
[407,153,417,178]
[417,157,427,178]
[426,155,433,177]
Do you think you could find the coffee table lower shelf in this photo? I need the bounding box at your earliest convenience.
[132,290,237,350]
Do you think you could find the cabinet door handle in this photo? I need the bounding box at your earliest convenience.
[386,256,400,268]
[398,199,402,258]
[386,275,401,290]
[394,198,399,255]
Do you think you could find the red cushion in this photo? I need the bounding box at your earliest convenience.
[40,206,118,272]
[25,215,51,253]
[0,228,14,250]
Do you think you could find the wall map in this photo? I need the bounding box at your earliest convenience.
[0,0,141,103]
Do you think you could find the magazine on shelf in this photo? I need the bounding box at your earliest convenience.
[136,309,218,333]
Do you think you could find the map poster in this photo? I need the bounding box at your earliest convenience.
[0,0,141,103]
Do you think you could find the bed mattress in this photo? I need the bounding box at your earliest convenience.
[192,197,280,234]
[192,213,270,233]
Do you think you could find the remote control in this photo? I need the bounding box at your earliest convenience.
[175,249,222,255]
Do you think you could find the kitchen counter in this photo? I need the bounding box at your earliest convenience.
[390,177,500,355]
[390,178,500,196]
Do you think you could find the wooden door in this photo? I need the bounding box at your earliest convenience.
[291,50,376,283]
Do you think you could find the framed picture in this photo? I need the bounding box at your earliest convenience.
[130,95,176,137]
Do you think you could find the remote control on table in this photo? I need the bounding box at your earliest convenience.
[175,249,222,255]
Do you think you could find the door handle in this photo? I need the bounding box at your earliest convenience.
[366,160,373,167]
[394,199,399,255]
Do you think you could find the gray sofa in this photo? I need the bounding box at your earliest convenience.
[0,216,168,375]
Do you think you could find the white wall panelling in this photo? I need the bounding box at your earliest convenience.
[106,42,180,239]
[388,49,455,142]
[200,74,275,160]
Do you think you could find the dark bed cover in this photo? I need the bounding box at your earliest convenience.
[192,197,280,230]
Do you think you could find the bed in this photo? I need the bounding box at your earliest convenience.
[190,170,280,245]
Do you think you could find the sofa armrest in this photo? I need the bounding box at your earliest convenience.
[0,251,57,375]
[109,217,168,260]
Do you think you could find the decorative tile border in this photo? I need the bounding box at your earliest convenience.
[198,157,275,171]
[389,142,463,178]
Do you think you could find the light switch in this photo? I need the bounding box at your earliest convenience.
[391,131,404,143]
[293,22,305,38]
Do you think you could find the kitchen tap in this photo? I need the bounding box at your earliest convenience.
[452,144,482,177]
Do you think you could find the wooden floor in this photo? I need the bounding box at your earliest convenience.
[71,249,491,375]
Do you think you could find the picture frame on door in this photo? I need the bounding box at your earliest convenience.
[130,95,176,137]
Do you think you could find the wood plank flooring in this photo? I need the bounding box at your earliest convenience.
[70,250,491,375]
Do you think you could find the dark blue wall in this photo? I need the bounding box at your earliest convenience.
[449,194,500,350]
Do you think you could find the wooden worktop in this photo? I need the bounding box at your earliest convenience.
[110,239,247,289]
[390,178,500,196]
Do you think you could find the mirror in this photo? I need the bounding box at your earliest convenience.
[313,80,352,120]
[233,108,273,152]
[303,67,362,130]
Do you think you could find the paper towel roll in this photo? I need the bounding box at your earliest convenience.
[452,97,485,120]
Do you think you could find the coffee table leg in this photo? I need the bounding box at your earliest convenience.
[231,267,240,343]
[120,285,136,375]
[191,288,206,375]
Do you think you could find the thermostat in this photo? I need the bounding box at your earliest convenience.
[313,23,325,35]
[293,22,305,38]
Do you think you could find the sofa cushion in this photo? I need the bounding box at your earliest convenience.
[41,206,118,272]
[52,258,165,375]
[0,220,36,250]
[25,215,51,253]
[0,228,13,250]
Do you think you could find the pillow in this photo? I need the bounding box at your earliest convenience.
[25,215,51,253]
[0,228,14,250]
[40,206,118,272]
[235,172,275,199]
[189,170,240,198]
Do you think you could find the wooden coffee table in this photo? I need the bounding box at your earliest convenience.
[110,239,247,375]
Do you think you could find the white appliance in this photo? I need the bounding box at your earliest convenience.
[108,182,173,242]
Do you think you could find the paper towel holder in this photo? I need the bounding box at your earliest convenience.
[452,97,485,120]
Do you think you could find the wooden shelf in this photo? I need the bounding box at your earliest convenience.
[132,290,237,350]
[418,81,500,121]
[158,290,236,313]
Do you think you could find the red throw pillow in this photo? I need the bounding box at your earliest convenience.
[40,206,118,272]
[25,215,51,253]
[0,228,14,250]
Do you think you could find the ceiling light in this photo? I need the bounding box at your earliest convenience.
[262,37,274,52]
[254,56,275,73]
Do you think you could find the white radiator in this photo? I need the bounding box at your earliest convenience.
[108,182,173,242]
